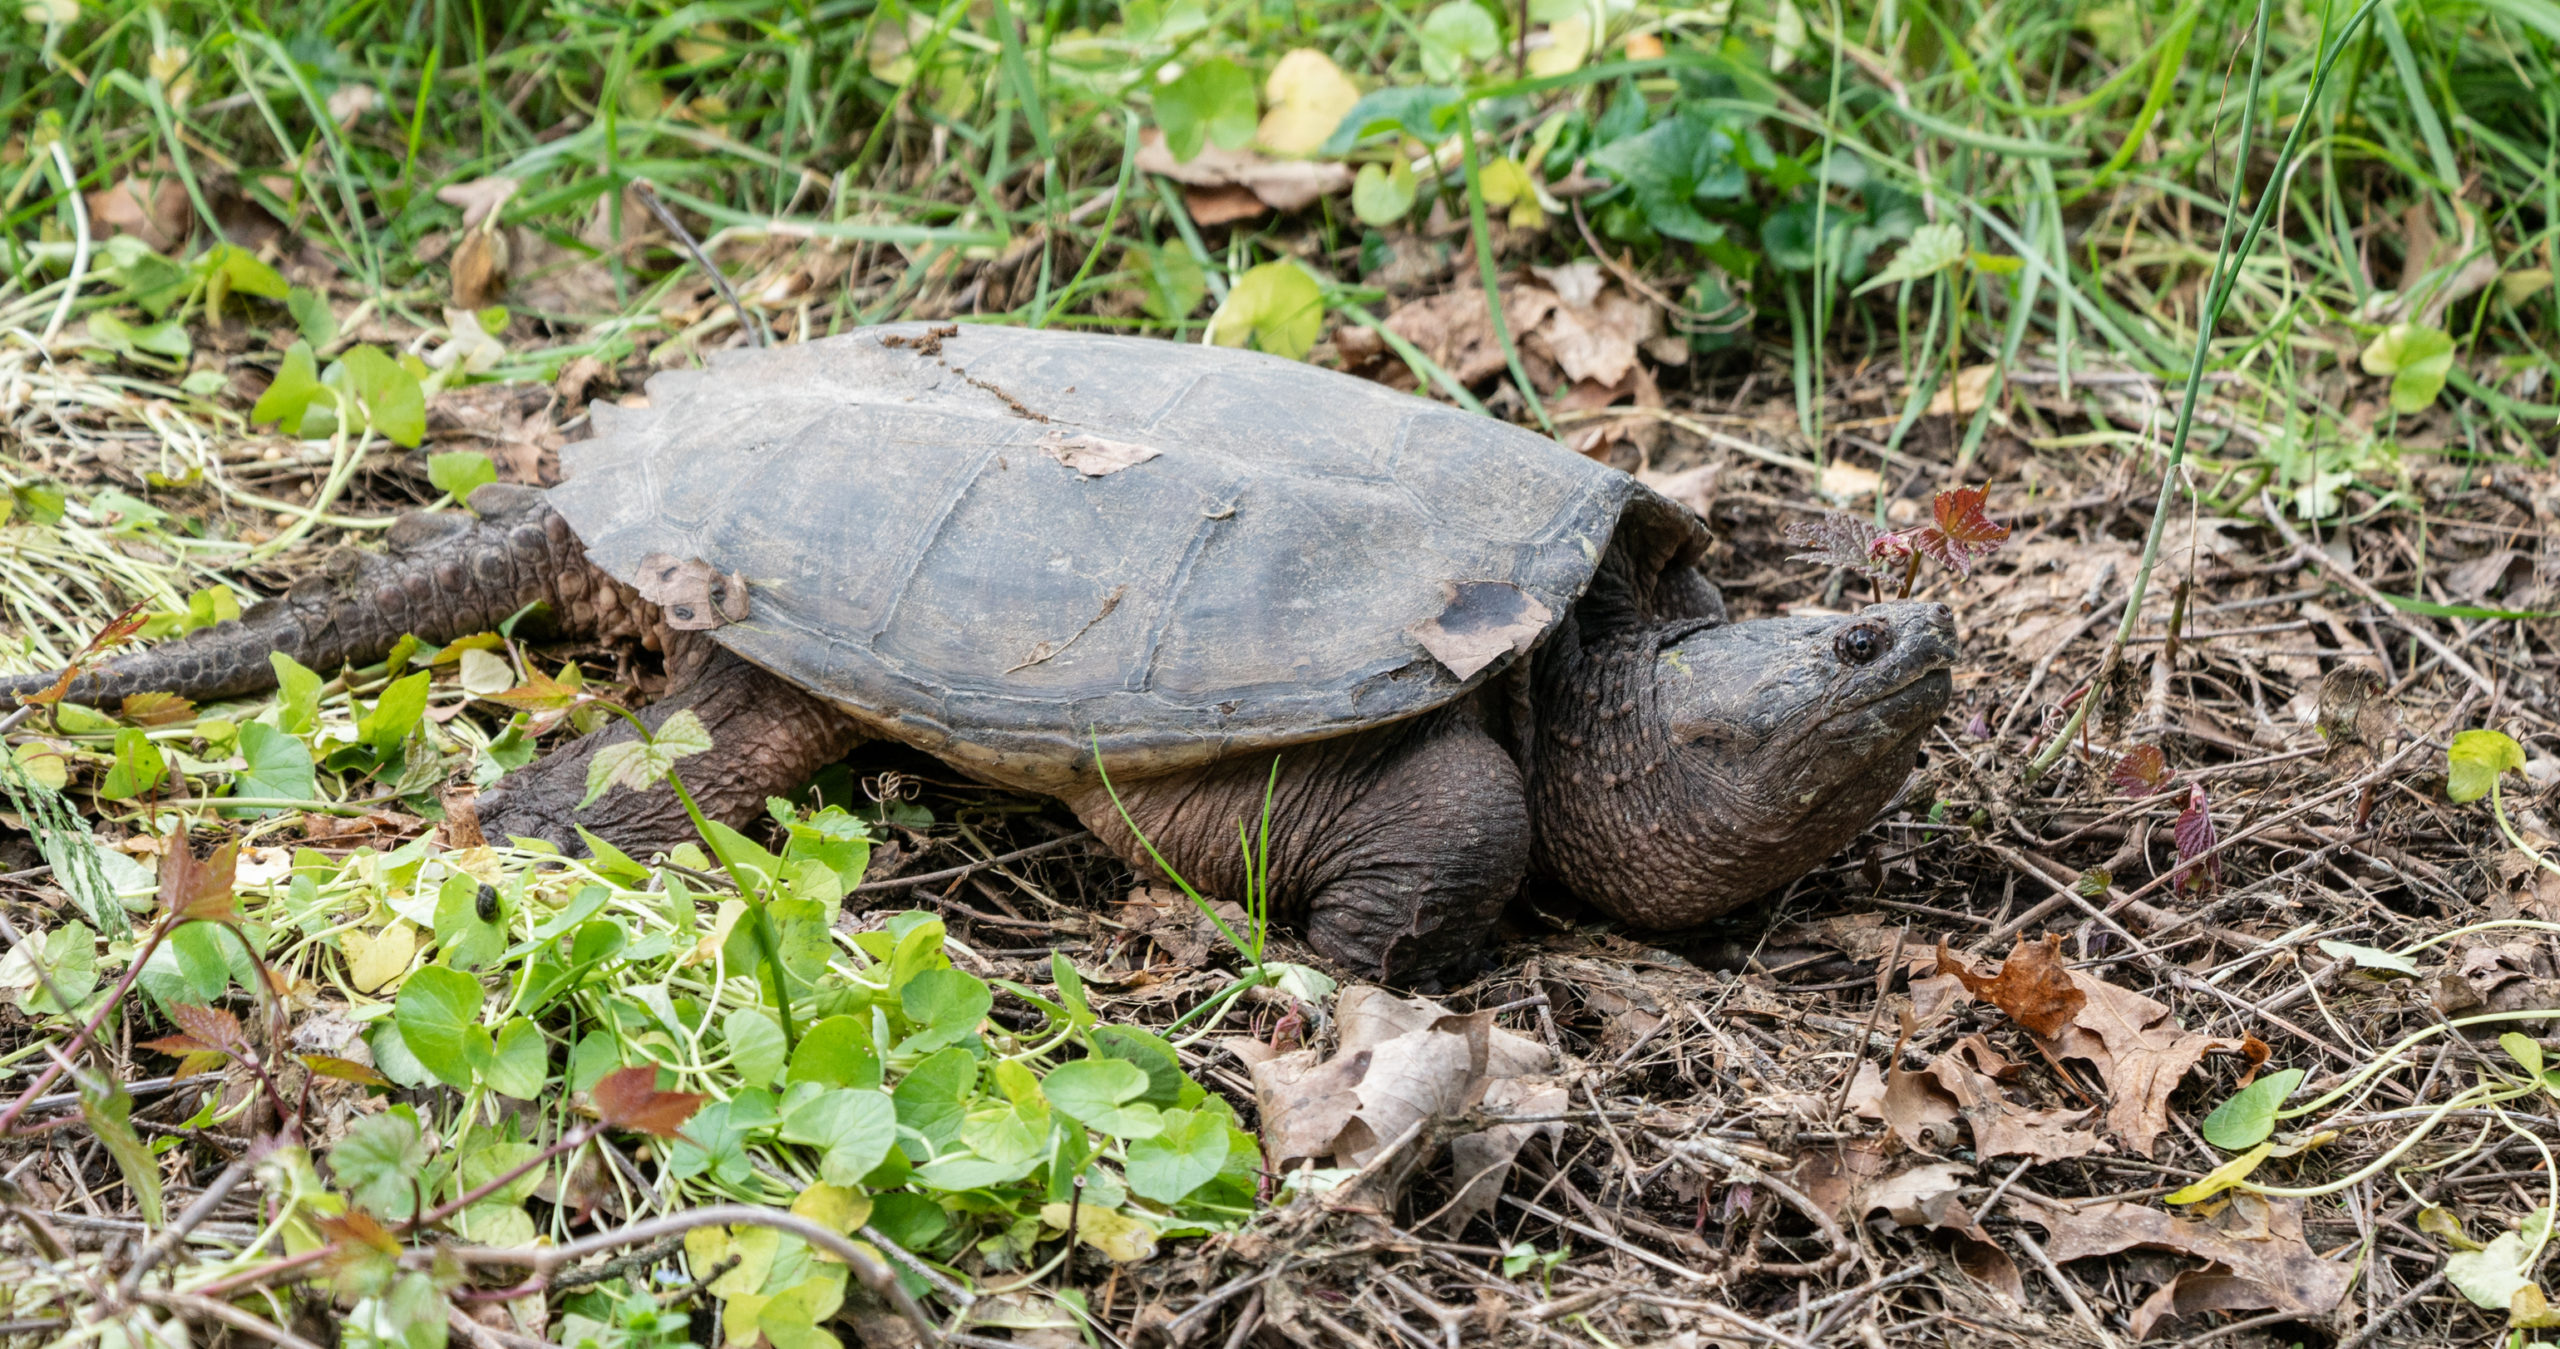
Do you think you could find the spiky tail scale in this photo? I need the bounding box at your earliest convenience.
[1,485,654,709]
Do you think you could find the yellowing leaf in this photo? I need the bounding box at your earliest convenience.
[2164,1142,2271,1204]
[343,923,417,995]
[2449,728,2526,804]
[11,743,68,791]
[1204,261,1324,361]
[1528,15,1591,76]
[1255,49,1360,157]
[2359,321,2456,414]
[1478,156,1545,229]
[791,1184,875,1254]
[1039,1202,1159,1262]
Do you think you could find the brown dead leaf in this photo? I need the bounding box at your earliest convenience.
[2013,1193,2350,1339]
[1248,985,1557,1227]
[1858,1160,1974,1229]
[1407,581,1553,681]
[450,228,510,310]
[1381,285,1562,386]
[1183,185,1268,226]
[1922,364,1997,417]
[1134,131,1351,213]
[1937,936,2085,1037]
[1039,429,1161,476]
[436,175,521,231]
[1525,261,1663,387]
[1798,1137,1894,1220]
[87,175,192,251]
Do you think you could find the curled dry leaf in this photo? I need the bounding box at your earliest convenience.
[1406,581,1553,682]
[1038,430,1161,477]
[1246,985,1559,1230]
[2011,1193,2350,1339]
[590,1064,705,1138]
[1381,285,1561,387]
[1134,130,1351,216]
[1935,935,2083,1037]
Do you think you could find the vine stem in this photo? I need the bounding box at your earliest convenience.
[2024,0,2382,784]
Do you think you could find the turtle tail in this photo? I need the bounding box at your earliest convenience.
[2,484,654,710]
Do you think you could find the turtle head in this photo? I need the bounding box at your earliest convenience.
[1533,601,1956,930]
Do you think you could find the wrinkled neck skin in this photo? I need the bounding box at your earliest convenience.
[1518,599,1955,931]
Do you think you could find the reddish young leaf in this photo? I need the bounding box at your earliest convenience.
[484,666,586,712]
[23,602,152,707]
[314,1208,404,1287]
[2108,745,2171,797]
[302,1055,393,1088]
[138,1033,218,1057]
[2172,783,2220,893]
[156,836,240,923]
[167,1003,247,1056]
[1784,514,1894,576]
[120,692,196,726]
[590,1065,704,1138]
[1893,487,2012,578]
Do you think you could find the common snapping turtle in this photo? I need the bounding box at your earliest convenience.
[6,323,1956,982]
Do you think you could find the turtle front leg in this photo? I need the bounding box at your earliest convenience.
[1062,707,1527,988]
[464,648,864,856]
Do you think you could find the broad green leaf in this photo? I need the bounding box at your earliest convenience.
[204,243,289,300]
[1588,107,1751,244]
[2449,728,2527,804]
[1092,1024,1193,1107]
[270,652,323,735]
[1351,159,1418,225]
[98,727,169,800]
[428,451,497,502]
[138,920,234,1009]
[286,286,339,347]
[898,968,992,1053]
[455,1138,544,1209]
[85,311,193,367]
[251,340,330,435]
[1319,85,1462,155]
[2315,939,2420,977]
[1855,220,1967,294]
[2508,1032,2546,1077]
[1420,1,1500,80]
[893,1047,978,1147]
[779,1085,900,1186]
[2360,322,2456,414]
[1128,243,1206,323]
[394,964,485,1089]
[726,1006,789,1088]
[6,919,97,1014]
[476,1016,548,1098]
[230,720,316,816]
[431,872,506,970]
[1125,1106,1231,1203]
[80,1074,162,1223]
[359,671,431,758]
[666,1091,775,1187]
[653,708,713,758]
[789,1014,883,1090]
[340,344,427,447]
[331,1106,433,1220]
[1154,56,1257,162]
[1204,261,1323,361]
[1043,1058,1161,1138]
[2199,1068,2303,1150]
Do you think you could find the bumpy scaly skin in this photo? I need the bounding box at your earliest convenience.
[1060,704,1528,986]
[0,485,655,709]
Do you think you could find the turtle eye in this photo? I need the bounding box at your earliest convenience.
[1835,621,1893,666]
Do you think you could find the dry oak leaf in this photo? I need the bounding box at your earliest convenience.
[2011,1192,2350,1339]
[1932,938,2240,1157]
[1525,261,1667,387]
[87,174,192,250]
[1935,935,2084,1037]
[1247,985,1557,1230]
[1133,130,1351,213]
[1381,284,1562,386]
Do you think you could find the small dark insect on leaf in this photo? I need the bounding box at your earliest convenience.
[1784,514,1895,576]
[1896,487,2012,578]
[156,834,240,924]
[590,1064,704,1138]
[120,692,196,726]
[2108,744,2171,797]
[474,884,500,923]
[302,1054,393,1088]
[23,602,152,707]
[2173,783,2220,893]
